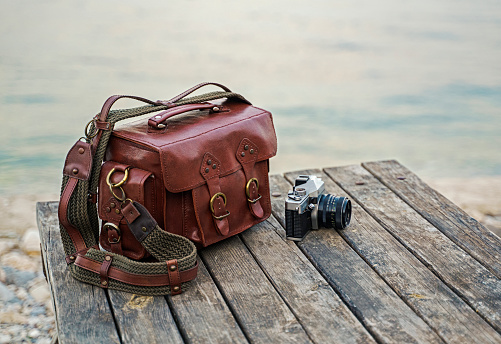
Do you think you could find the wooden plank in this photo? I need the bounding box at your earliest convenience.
[324,165,501,333]
[106,291,183,344]
[167,258,248,344]
[240,216,376,344]
[200,235,312,344]
[270,175,443,344]
[282,170,501,343]
[36,202,121,344]
[362,160,501,278]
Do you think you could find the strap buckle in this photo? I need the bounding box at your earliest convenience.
[246,178,262,203]
[210,192,230,220]
[103,223,121,243]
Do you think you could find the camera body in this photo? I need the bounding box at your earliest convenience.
[285,175,351,241]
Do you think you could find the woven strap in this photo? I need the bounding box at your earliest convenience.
[58,82,250,295]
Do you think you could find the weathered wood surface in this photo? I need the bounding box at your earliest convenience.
[280,170,501,343]
[363,160,501,278]
[200,236,312,343]
[167,259,248,344]
[239,216,375,344]
[37,202,121,344]
[325,164,501,333]
[37,160,501,344]
[106,292,183,344]
[272,174,442,344]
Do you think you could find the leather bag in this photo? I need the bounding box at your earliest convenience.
[58,83,277,295]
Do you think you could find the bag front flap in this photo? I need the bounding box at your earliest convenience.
[111,100,277,192]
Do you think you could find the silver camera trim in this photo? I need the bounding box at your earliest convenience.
[285,175,325,230]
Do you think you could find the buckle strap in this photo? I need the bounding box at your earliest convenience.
[236,138,265,219]
[200,153,230,236]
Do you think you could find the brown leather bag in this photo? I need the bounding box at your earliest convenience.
[99,84,277,258]
[58,82,277,295]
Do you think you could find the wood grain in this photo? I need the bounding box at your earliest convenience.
[363,160,501,278]
[240,215,376,344]
[168,258,248,344]
[286,169,501,343]
[37,202,121,344]
[200,235,312,344]
[272,174,443,344]
[107,291,183,344]
[324,164,501,333]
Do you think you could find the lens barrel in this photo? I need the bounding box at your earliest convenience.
[318,194,352,229]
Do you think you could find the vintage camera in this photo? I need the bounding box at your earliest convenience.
[285,175,352,241]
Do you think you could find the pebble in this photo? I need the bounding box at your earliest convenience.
[0,334,12,344]
[29,283,51,303]
[3,266,37,287]
[21,229,41,256]
[1,251,40,272]
[28,328,41,339]
[0,282,18,303]
[0,235,55,343]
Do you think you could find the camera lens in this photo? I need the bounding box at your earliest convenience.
[318,194,352,229]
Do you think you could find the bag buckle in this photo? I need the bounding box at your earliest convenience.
[210,192,230,220]
[103,222,121,243]
[246,178,262,203]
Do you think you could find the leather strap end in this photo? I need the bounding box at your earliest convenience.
[167,259,182,295]
[124,202,158,243]
[100,255,113,288]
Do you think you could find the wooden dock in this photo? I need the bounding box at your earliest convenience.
[37,160,501,343]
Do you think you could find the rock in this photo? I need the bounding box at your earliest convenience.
[30,306,46,316]
[45,298,54,315]
[0,334,12,344]
[0,310,28,324]
[20,229,41,256]
[0,266,5,283]
[0,281,18,303]
[28,328,41,339]
[29,283,51,304]
[1,251,39,272]
[15,287,29,301]
[2,266,37,287]
[0,240,17,256]
[37,338,53,344]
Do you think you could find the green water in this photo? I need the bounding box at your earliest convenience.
[1,0,500,195]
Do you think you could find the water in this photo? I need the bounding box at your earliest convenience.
[1,0,500,195]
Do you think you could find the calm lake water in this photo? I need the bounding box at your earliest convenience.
[1,0,500,195]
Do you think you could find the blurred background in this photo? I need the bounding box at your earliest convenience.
[1,0,501,196]
[0,0,500,201]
